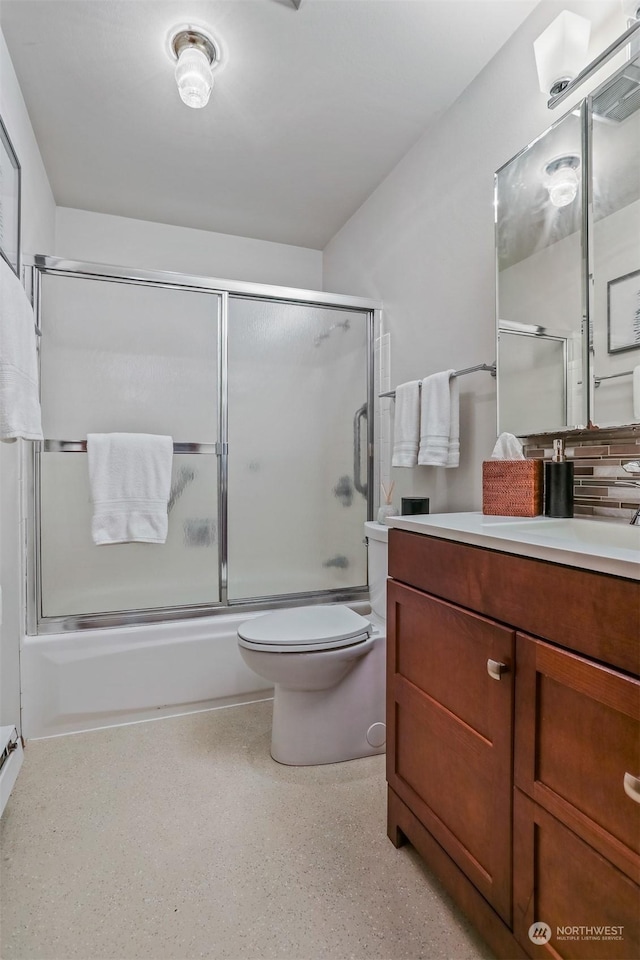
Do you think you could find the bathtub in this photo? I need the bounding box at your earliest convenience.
[21,602,370,739]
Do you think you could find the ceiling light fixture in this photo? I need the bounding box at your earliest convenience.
[544,155,580,208]
[170,26,220,109]
[534,11,591,98]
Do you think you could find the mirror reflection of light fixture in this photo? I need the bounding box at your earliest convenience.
[534,11,591,97]
[170,26,220,109]
[543,154,580,208]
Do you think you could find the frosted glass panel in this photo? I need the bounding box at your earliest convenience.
[40,274,219,439]
[227,298,368,600]
[40,454,219,616]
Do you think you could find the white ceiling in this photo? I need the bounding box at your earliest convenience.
[1,0,538,249]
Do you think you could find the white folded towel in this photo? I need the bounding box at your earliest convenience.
[391,380,420,467]
[418,370,460,468]
[0,257,43,441]
[87,433,173,545]
[633,366,640,422]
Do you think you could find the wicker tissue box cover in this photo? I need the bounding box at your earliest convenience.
[482,459,543,517]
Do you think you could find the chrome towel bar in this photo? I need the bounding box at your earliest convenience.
[595,369,635,386]
[42,440,221,454]
[380,362,496,399]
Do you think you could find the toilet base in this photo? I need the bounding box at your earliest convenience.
[270,633,386,766]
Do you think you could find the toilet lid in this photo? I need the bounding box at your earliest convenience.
[238,605,372,650]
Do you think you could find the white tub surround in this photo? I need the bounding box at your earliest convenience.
[21,612,271,740]
[388,512,640,580]
[21,602,372,740]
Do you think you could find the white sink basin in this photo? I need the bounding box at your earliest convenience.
[387,512,640,580]
[483,517,640,551]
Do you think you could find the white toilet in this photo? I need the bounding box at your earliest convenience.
[237,521,388,765]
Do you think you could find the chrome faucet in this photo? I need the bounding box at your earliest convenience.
[616,461,640,525]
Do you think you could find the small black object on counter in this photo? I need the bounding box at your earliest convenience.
[544,438,574,518]
[401,497,430,516]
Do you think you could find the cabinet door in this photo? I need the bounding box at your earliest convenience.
[387,580,515,923]
[515,633,640,884]
[514,789,640,959]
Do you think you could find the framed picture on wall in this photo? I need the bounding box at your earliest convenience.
[607,269,640,354]
[0,114,21,277]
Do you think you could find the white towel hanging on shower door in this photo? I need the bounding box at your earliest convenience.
[87,433,173,544]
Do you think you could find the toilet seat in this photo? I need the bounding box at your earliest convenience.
[238,605,372,654]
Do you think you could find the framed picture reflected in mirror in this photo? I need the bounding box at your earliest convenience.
[608,269,640,354]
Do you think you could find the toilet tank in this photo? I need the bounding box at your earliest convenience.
[364,521,389,621]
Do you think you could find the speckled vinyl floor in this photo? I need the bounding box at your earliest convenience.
[0,700,493,960]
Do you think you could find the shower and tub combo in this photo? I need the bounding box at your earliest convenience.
[22,256,383,748]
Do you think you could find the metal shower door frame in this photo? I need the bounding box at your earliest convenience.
[26,256,378,634]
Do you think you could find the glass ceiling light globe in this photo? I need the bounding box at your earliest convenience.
[544,157,580,208]
[169,27,219,110]
[175,45,213,109]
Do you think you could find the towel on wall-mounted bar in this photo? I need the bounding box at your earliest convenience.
[418,371,459,468]
[391,380,420,467]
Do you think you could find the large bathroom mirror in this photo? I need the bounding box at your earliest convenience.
[495,52,640,436]
[495,105,586,436]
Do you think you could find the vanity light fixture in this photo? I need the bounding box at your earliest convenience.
[169,26,220,109]
[534,11,591,98]
[543,155,580,208]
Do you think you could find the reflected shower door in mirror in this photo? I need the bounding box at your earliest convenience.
[591,53,640,427]
[496,106,586,436]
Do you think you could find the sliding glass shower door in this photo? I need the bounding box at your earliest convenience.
[31,259,373,631]
[226,297,369,601]
[37,270,221,617]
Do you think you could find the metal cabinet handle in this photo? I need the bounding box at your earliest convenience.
[487,659,508,680]
[623,773,640,803]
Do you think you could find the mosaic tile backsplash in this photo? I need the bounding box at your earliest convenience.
[523,425,640,522]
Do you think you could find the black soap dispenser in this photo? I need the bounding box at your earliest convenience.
[544,438,574,518]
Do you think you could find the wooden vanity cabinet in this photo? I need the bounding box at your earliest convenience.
[386,581,515,923]
[387,529,640,960]
[513,634,640,960]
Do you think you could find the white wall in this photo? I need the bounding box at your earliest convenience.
[55,207,322,290]
[0,27,56,731]
[322,1,626,513]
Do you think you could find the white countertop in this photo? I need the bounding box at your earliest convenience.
[387,512,640,581]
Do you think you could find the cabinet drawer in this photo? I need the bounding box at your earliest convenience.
[387,581,514,923]
[514,789,640,960]
[388,529,639,675]
[515,634,640,883]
